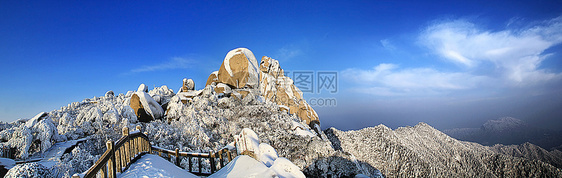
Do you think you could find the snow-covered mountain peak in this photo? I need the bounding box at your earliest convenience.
[482,117,527,132]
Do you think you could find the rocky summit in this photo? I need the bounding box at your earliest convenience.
[1,48,561,177]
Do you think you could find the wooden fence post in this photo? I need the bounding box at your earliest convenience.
[135,125,141,155]
[175,148,180,167]
[188,156,192,172]
[144,132,150,154]
[219,150,225,168]
[115,147,121,173]
[198,157,202,173]
[107,140,116,178]
[227,150,232,162]
[100,164,106,178]
[122,127,129,166]
[210,151,215,173]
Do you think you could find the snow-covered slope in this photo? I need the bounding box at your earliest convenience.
[325,123,562,177]
[1,80,370,177]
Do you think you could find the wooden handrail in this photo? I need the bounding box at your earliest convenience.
[73,126,235,178]
[150,146,234,176]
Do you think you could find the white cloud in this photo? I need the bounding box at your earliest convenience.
[344,16,562,96]
[342,63,488,96]
[129,57,194,73]
[419,16,562,85]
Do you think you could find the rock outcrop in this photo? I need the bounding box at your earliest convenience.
[206,71,219,86]
[179,78,195,93]
[130,84,164,122]
[259,56,319,128]
[203,49,321,132]
[325,123,562,177]
[216,48,260,89]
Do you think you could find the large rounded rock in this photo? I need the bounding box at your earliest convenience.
[130,84,164,122]
[217,48,259,89]
[179,78,195,92]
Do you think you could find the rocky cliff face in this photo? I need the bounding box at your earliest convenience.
[326,123,562,177]
[258,56,320,128]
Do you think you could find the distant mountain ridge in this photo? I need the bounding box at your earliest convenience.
[444,117,562,150]
[326,123,562,177]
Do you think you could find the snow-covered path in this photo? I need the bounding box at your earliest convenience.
[9,137,89,167]
[119,154,198,178]
[34,137,89,168]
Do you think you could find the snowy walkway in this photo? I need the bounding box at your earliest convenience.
[119,154,198,178]
[36,137,90,167]
[13,137,89,168]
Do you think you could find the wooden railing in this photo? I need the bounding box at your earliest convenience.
[73,126,234,178]
[151,147,233,176]
[0,145,16,159]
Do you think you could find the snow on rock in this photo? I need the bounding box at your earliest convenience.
[205,71,219,86]
[138,84,148,93]
[75,107,103,135]
[230,128,305,177]
[215,83,232,95]
[31,115,64,154]
[216,48,260,89]
[149,85,175,97]
[291,121,317,138]
[105,90,114,98]
[234,128,260,159]
[178,78,195,92]
[5,162,50,178]
[149,85,175,106]
[120,154,198,178]
[1,125,32,159]
[269,157,306,178]
[208,155,270,178]
[209,155,305,178]
[259,143,278,167]
[130,84,164,122]
[24,112,47,128]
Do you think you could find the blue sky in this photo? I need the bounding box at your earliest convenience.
[1,1,561,131]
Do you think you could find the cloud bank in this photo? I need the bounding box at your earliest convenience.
[343,16,562,96]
